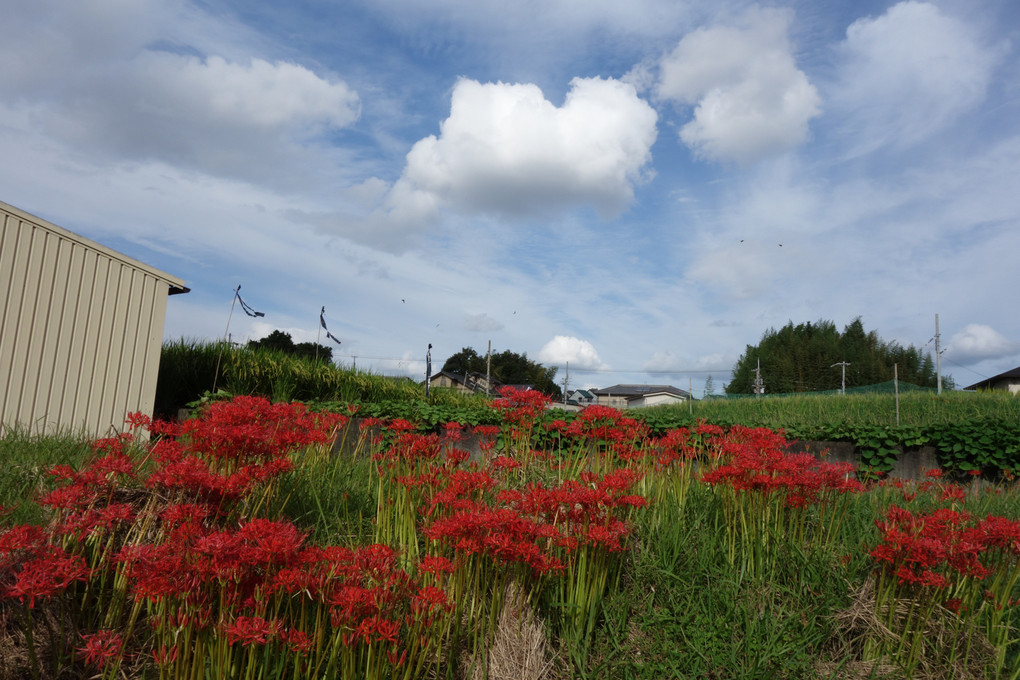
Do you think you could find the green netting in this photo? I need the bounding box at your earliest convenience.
[715,380,936,399]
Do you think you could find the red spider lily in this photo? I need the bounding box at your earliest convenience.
[0,525,48,556]
[416,555,455,577]
[237,519,307,567]
[91,434,131,457]
[940,484,967,503]
[411,585,451,616]
[378,432,444,466]
[150,437,185,464]
[53,502,137,541]
[423,503,566,573]
[175,396,342,466]
[281,628,313,654]
[159,503,215,533]
[222,615,282,646]
[151,644,179,666]
[78,629,124,668]
[386,419,419,433]
[700,429,861,507]
[442,421,464,442]
[870,506,999,586]
[492,387,551,420]
[976,515,1020,555]
[125,411,152,431]
[491,455,522,471]
[4,544,90,607]
[562,406,649,454]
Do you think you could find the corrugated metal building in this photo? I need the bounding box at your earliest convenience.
[1,200,188,436]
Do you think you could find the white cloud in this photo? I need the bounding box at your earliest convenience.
[643,350,685,372]
[643,350,732,374]
[947,324,1019,364]
[137,53,360,131]
[395,77,657,218]
[831,1,1003,153]
[464,313,505,333]
[655,6,821,165]
[379,351,428,380]
[538,336,608,369]
[0,1,361,187]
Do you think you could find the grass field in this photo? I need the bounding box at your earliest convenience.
[1,389,1018,679]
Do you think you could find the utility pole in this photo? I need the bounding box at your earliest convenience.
[935,314,942,395]
[425,344,432,397]
[562,361,569,403]
[831,361,850,395]
[894,363,900,426]
[753,358,764,398]
[486,340,492,396]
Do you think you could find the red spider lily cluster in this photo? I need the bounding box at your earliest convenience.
[866,503,1020,675]
[700,425,863,506]
[2,392,1019,679]
[0,525,89,608]
[693,425,865,577]
[870,506,1016,587]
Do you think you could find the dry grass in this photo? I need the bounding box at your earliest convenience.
[822,576,995,680]
[466,583,556,680]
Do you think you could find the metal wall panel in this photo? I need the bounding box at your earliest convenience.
[0,201,187,436]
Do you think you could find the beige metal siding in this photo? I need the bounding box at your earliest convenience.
[1,201,186,436]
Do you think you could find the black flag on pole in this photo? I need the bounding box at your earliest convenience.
[235,286,265,318]
[319,306,342,345]
[425,343,432,397]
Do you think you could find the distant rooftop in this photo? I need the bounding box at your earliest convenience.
[591,384,691,399]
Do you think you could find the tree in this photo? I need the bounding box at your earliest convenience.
[704,375,715,398]
[441,346,561,400]
[724,318,951,394]
[248,330,333,363]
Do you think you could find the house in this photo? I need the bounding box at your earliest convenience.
[428,370,498,395]
[566,389,596,406]
[1,200,188,436]
[964,366,1020,394]
[591,384,691,409]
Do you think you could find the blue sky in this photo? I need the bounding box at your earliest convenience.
[3,0,1019,395]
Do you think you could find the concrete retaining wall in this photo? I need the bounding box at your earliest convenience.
[331,418,944,480]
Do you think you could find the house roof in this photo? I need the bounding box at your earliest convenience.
[565,389,595,405]
[591,384,691,399]
[429,370,500,394]
[964,365,1020,391]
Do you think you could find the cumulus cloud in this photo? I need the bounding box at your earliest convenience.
[538,336,608,369]
[394,77,657,219]
[0,1,360,185]
[831,1,1003,153]
[655,6,821,165]
[947,324,1019,364]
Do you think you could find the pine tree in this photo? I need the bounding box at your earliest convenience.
[703,375,715,398]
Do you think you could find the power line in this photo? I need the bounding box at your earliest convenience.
[329,354,728,376]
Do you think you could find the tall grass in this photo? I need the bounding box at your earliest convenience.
[652,390,1020,430]
[156,339,483,418]
[2,394,1019,679]
[0,427,94,525]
